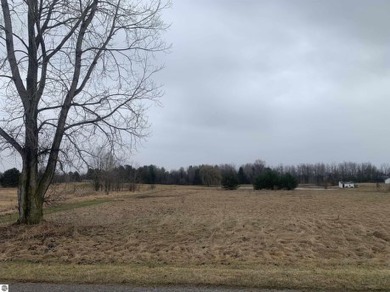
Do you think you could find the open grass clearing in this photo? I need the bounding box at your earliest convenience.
[1,184,389,290]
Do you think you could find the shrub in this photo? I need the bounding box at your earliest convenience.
[221,170,240,190]
[279,173,298,190]
[253,168,279,190]
[1,168,20,187]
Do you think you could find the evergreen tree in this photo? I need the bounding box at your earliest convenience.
[253,168,279,190]
[237,166,249,184]
[1,168,20,187]
[221,170,240,190]
[279,173,298,190]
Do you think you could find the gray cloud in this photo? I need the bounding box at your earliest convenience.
[131,0,390,169]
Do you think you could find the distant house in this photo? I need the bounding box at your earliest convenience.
[385,178,390,184]
[339,181,355,188]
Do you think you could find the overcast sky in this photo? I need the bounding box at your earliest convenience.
[129,0,390,170]
[1,0,390,171]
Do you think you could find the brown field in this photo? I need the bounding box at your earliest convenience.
[0,188,18,215]
[1,184,390,290]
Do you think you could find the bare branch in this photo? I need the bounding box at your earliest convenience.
[0,0,27,100]
[0,127,23,154]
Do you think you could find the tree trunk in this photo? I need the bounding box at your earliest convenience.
[17,145,43,224]
[17,107,44,224]
[18,182,43,224]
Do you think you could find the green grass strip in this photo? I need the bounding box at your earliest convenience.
[1,262,390,291]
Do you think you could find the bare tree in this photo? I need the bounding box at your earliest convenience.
[199,165,221,187]
[242,159,266,184]
[91,146,118,194]
[0,0,169,224]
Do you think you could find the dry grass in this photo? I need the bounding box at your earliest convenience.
[2,262,389,290]
[1,184,390,290]
[0,188,17,215]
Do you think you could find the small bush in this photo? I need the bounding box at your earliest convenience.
[221,171,240,190]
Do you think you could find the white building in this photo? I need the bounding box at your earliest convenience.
[339,181,355,188]
[385,178,390,184]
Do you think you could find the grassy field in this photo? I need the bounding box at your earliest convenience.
[0,188,18,215]
[0,184,390,290]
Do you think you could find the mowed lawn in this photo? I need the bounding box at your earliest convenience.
[0,184,389,290]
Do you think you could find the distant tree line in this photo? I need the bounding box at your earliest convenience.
[280,162,389,186]
[50,160,390,191]
[2,160,389,191]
